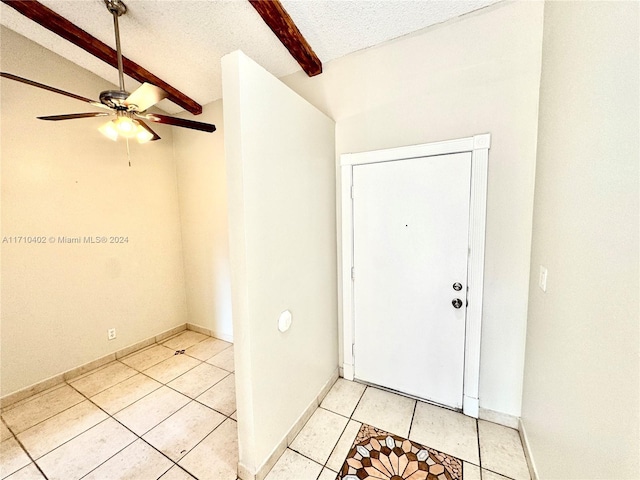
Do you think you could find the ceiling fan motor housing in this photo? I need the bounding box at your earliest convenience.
[99,90,132,110]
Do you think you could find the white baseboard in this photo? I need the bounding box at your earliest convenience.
[238,369,339,480]
[186,323,234,343]
[478,407,519,429]
[1,322,233,408]
[519,418,539,480]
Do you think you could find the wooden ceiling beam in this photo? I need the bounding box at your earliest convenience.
[2,0,202,115]
[249,0,322,77]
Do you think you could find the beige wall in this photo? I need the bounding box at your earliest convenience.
[172,100,232,341]
[282,1,544,417]
[222,51,337,476]
[521,2,639,478]
[0,28,188,396]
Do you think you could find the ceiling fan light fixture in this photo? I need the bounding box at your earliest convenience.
[136,124,154,144]
[98,120,119,141]
[99,115,152,143]
[113,115,137,138]
[1,0,215,143]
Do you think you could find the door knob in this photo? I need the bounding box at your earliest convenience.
[452,282,462,291]
[452,298,463,309]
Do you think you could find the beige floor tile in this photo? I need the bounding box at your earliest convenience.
[352,387,415,437]
[479,420,530,480]
[163,331,209,351]
[178,418,238,480]
[291,408,349,465]
[1,421,12,441]
[82,439,174,480]
[264,448,322,480]
[206,346,234,372]
[35,418,136,480]
[17,400,108,459]
[320,378,366,418]
[185,338,232,361]
[3,463,46,480]
[464,462,482,480]
[120,344,176,371]
[196,374,236,416]
[318,468,338,480]
[159,465,197,479]
[326,419,361,472]
[482,468,514,480]
[168,363,230,399]
[1,385,84,434]
[0,437,31,478]
[114,386,190,436]
[143,401,225,461]
[409,401,479,464]
[69,361,137,397]
[90,373,162,415]
[143,354,201,384]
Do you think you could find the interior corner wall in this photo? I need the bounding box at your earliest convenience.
[0,27,188,396]
[172,100,232,341]
[222,51,337,474]
[521,2,639,478]
[282,0,544,417]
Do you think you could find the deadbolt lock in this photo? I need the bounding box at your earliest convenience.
[452,298,463,309]
[452,282,462,291]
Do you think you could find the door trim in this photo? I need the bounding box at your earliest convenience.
[339,134,490,418]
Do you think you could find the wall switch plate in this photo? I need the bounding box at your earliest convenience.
[108,328,116,340]
[538,266,548,292]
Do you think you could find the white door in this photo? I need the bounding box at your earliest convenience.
[353,152,472,409]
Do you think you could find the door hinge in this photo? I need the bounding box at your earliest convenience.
[351,266,355,280]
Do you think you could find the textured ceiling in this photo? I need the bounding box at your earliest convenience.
[0,0,499,114]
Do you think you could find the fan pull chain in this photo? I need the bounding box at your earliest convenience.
[126,137,131,167]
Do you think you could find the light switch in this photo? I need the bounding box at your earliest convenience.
[538,266,548,292]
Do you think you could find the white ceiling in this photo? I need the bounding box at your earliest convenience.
[0,0,499,115]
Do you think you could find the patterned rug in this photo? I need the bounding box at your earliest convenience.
[337,424,462,480]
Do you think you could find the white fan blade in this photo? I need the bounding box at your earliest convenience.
[125,83,167,112]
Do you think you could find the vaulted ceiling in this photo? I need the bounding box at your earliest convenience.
[0,0,500,115]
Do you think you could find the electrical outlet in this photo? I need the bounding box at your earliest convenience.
[108,328,116,340]
[538,266,548,292]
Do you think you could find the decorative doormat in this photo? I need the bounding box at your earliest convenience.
[337,424,462,480]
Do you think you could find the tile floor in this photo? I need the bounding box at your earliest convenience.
[1,330,237,480]
[1,331,531,480]
[265,379,531,480]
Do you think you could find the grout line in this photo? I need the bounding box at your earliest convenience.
[320,414,352,471]
[73,358,232,479]
[350,385,368,421]
[479,467,518,480]
[285,446,325,470]
[69,360,139,397]
[476,418,482,471]
[6,331,235,480]
[1,393,86,437]
[80,385,193,478]
[407,398,418,439]
[170,416,236,480]
[2,417,50,480]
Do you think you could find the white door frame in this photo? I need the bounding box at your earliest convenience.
[339,134,490,418]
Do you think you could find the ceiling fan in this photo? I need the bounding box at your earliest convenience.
[0,0,216,143]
